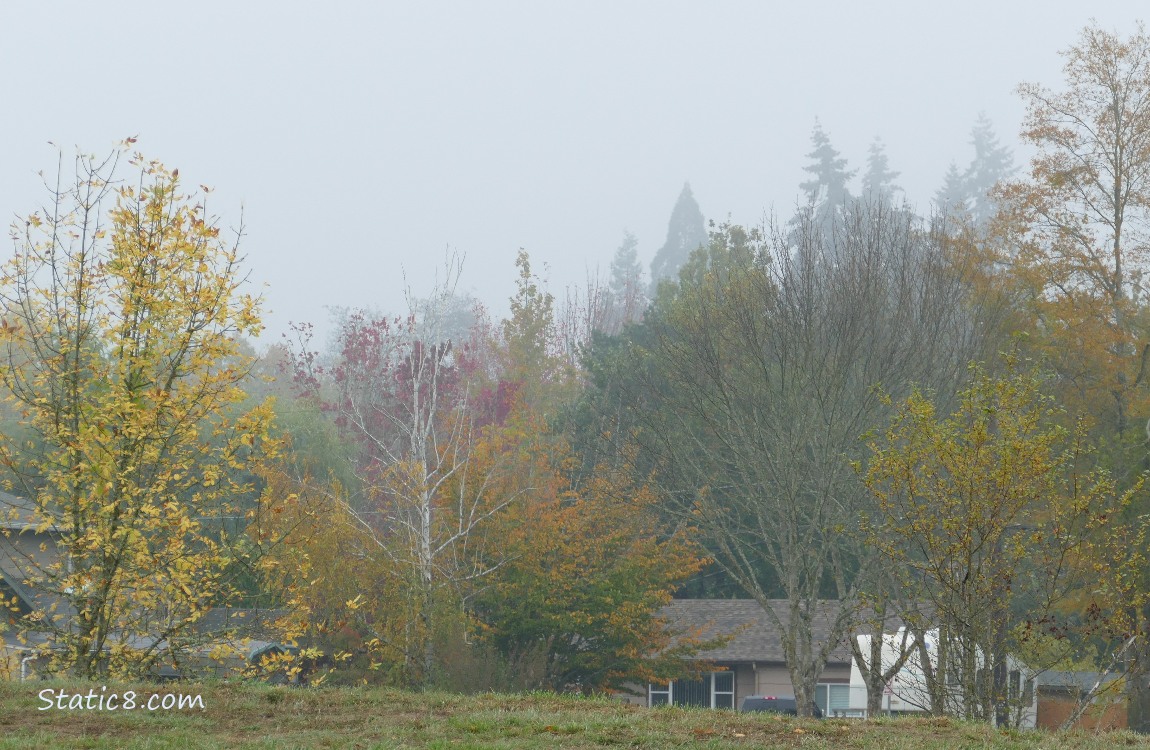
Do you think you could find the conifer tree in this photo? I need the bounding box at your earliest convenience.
[799,120,855,211]
[604,230,645,332]
[963,113,1014,226]
[861,137,901,204]
[649,183,707,293]
[934,161,968,214]
[934,115,1014,225]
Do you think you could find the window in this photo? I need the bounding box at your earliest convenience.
[673,677,709,707]
[712,671,734,709]
[814,683,851,715]
[649,672,735,709]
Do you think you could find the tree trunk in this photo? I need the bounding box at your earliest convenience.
[850,630,887,718]
[792,667,818,718]
[1129,610,1150,733]
[867,677,884,718]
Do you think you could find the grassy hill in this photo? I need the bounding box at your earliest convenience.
[1,681,1148,749]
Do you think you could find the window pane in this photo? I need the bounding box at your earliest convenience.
[674,678,709,707]
[814,684,828,713]
[829,685,850,710]
[713,672,733,692]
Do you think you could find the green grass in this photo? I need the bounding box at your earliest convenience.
[0,681,1148,749]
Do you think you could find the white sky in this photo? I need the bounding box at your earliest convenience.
[0,2,1144,345]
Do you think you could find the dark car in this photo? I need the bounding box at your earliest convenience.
[739,696,824,718]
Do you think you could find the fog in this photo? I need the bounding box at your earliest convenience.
[0,1,1142,342]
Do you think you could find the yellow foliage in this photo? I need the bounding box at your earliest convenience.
[0,147,278,679]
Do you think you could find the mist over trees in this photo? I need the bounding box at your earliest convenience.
[648,183,707,293]
[934,114,1016,225]
[794,120,857,241]
[861,137,901,205]
[5,19,1150,733]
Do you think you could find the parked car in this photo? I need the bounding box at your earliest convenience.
[739,696,823,718]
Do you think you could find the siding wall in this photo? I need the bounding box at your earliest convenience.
[734,664,755,706]
[753,663,851,697]
[1036,692,1127,730]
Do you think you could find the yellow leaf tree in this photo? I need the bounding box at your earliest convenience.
[994,21,1150,729]
[860,357,1140,725]
[0,146,276,678]
[997,21,1150,439]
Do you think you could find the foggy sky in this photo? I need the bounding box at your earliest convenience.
[0,1,1143,345]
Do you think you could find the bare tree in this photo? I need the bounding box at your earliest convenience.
[557,270,611,370]
[628,201,998,715]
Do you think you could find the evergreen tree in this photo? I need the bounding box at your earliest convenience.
[963,113,1014,226]
[649,183,707,293]
[791,120,856,251]
[861,137,901,204]
[934,161,967,214]
[934,114,1014,225]
[604,230,645,331]
[609,230,643,298]
[798,119,855,210]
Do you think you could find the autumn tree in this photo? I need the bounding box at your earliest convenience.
[998,22,1150,440]
[433,406,706,692]
[994,23,1150,728]
[0,146,276,678]
[284,250,578,685]
[275,251,703,689]
[483,252,706,691]
[860,358,1140,726]
[289,255,517,683]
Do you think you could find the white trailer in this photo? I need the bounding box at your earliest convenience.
[847,627,1037,727]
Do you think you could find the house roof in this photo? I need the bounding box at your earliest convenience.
[0,491,73,618]
[1036,671,1122,693]
[661,599,856,666]
[195,608,291,641]
[0,490,47,531]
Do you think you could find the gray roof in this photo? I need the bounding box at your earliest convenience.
[661,599,856,665]
[0,491,72,617]
[195,608,290,641]
[1036,670,1122,692]
[0,490,47,531]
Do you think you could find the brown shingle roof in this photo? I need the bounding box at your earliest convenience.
[661,599,856,665]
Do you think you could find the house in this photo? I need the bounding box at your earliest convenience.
[0,490,292,681]
[0,490,71,621]
[0,491,72,680]
[627,599,863,716]
[633,599,1038,726]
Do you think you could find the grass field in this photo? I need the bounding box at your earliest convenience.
[2,681,1150,749]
